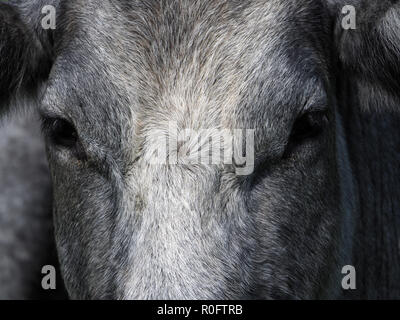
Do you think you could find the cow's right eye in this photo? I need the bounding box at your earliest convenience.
[42,118,78,148]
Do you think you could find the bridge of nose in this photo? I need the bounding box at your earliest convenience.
[121,164,246,299]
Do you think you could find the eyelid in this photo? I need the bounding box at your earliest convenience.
[39,110,74,129]
[39,110,62,120]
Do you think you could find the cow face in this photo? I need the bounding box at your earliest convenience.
[2,0,367,299]
[38,0,348,299]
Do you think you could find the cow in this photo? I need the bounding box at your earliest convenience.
[0,0,399,299]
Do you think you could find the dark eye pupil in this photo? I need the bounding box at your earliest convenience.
[50,119,77,147]
[290,111,328,143]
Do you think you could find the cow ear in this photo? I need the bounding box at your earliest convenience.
[328,0,400,96]
[0,3,52,117]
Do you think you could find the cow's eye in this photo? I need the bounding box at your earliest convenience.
[43,118,78,148]
[289,110,328,144]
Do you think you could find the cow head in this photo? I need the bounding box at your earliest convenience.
[0,0,399,299]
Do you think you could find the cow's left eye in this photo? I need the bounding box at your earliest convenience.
[289,110,329,144]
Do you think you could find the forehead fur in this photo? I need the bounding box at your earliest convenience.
[46,0,331,160]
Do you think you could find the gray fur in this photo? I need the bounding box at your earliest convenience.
[0,0,399,299]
